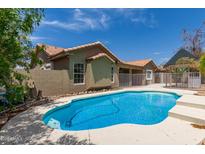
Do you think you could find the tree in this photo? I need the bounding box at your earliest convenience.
[0,9,44,105]
[182,22,205,58]
[199,54,205,74]
[168,57,198,73]
[176,57,198,72]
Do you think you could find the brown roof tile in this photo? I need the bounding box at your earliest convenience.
[64,41,101,52]
[36,42,157,70]
[37,44,64,57]
[87,53,115,62]
[126,59,152,67]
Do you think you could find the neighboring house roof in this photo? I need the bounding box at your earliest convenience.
[126,59,152,67]
[164,48,197,68]
[126,59,158,70]
[37,44,64,57]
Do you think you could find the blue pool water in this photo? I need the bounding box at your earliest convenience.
[43,91,180,131]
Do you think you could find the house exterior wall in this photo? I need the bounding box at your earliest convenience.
[68,47,119,92]
[143,62,157,84]
[87,57,119,89]
[67,48,87,93]
[52,57,69,70]
[28,46,119,96]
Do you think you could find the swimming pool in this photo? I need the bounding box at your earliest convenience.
[43,91,180,131]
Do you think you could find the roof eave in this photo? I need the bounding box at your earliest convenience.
[49,51,69,60]
[119,61,144,70]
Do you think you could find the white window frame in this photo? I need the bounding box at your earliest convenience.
[73,63,85,85]
[146,69,153,80]
[111,66,114,83]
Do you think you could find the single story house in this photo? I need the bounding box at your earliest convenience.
[34,41,158,95]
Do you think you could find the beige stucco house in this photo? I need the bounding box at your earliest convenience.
[35,41,158,94]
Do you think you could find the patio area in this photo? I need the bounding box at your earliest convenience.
[0,84,205,145]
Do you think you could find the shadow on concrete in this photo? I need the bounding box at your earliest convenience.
[43,134,94,145]
[0,107,93,145]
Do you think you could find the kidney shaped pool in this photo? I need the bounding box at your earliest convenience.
[43,91,180,131]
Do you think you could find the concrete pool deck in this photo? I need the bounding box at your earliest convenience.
[0,84,205,145]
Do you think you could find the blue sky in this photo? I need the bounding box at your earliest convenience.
[31,8,205,65]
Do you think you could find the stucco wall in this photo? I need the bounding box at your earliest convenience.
[19,70,71,96]
[68,49,87,92]
[52,56,69,70]
[87,57,119,89]
[68,47,119,91]
[143,62,157,84]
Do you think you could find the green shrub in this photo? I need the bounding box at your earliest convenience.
[199,54,205,74]
[0,9,44,106]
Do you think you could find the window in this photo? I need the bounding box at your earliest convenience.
[146,70,153,80]
[111,66,114,83]
[74,63,84,84]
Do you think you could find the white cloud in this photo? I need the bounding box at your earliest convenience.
[30,36,49,41]
[130,11,158,28]
[42,9,109,32]
[99,14,109,28]
[42,9,157,32]
[42,20,81,31]
[113,9,158,28]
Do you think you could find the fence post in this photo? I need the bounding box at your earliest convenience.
[165,73,167,87]
[129,69,132,86]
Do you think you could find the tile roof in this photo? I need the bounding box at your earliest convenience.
[36,42,157,69]
[126,59,152,67]
[48,41,120,62]
[64,41,101,52]
[37,44,64,57]
[86,53,115,62]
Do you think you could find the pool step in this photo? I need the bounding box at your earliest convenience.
[176,95,205,109]
[169,105,205,125]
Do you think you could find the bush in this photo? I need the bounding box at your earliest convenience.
[5,84,28,106]
[199,54,205,74]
